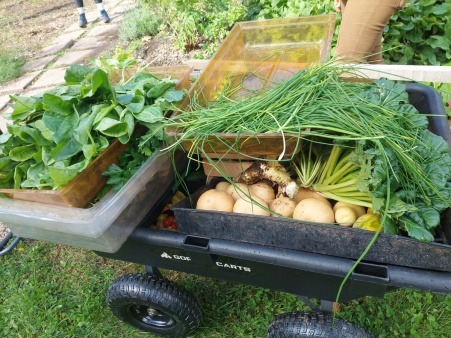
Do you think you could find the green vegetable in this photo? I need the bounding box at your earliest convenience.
[164,62,450,242]
[0,61,185,190]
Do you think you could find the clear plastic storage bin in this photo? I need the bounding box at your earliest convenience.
[0,151,187,253]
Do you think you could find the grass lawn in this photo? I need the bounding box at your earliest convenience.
[1,239,450,338]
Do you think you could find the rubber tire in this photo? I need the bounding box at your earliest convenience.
[106,273,202,337]
[267,311,374,338]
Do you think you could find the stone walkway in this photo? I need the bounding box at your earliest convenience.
[0,0,135,242]
[0,0,135,133]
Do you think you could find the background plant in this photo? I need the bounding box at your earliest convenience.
[118,2,163,42]
[0,50,25,83]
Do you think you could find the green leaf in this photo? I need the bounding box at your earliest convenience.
[8,95,42,122]
[163,89,185,102]
[146,81,175,99]
[118,113,135,144]
[21,162,53,189]
[43,110,79,144]
[42,93,77,116]
[8,145,37,162]
[427,35,450,50]
[64,64,92,84]
[50,138,83,161]
[94,117,128,137]
[126,92,145,113]
[6,125,51,146]
[48,160,88,188]
[401,215,435,242]
[34,119,54,141]
[133,105,163,123]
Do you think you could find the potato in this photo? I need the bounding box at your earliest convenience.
[292,198,335,223]
[334,206,357,226]
[233,195,270,216]
[249,182,276,204]
[196,189,234,212]
[269,196,296,217]
[292,187,330,205]
[333,201,366,218]
[215,181,231,192]
[227,182,251,201]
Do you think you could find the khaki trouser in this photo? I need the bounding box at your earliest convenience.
[335,0,406,64]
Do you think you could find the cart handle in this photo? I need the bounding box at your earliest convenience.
[0,231,21,257]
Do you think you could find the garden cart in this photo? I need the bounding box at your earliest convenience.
[94,83,451,337]
[1,15,450,337]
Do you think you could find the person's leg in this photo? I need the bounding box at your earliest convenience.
[94,0,110,23]
[74,0,88,27]
[335,0,404,64]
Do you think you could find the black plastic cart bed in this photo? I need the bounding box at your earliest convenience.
[95,83,451,338]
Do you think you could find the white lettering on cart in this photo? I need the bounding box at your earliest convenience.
[216,262,251,272]
[160,252,191,261]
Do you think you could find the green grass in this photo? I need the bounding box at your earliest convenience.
[0,49,25,83]
[1,240,450,337]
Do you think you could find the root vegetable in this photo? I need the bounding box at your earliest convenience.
[196,189,235,212]
[333,202,366,218]
[235,161,299,199]
[334,207,357,226]
[353,213,382,232]
[215,181,231,192]
[292,198,335,223]
[293,187,330,205]
[233,195,270,216]
[226,182,251,201]
[249,182,276,204]
[269,196,296,217]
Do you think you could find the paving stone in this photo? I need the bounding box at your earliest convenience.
[0,95,11,111]
[71,36,111,51]
[0,71,41,95]
[52,50,98,67]
[50,30,85,46]
[35,40,74,58]
[28,68,67,89]
[22,55,58,73]
[86,23,120,37]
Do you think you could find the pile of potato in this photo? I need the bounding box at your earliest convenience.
[196,181,380,231]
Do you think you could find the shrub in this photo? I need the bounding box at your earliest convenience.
[118,3,162,41]
[383,0,451,65]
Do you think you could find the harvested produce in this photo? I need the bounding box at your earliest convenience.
[292,198,335,223]
[248,182,276,204]
[236,161,298,199]
[0,61,185,191]
[334,207,357,227]
[166,61,450,241]
[293,187,330,205]
[233,195,270,216]
[333,202,366,218]
[196,189,234,212]
[269,196,296,217]
[226,182,251,201]
[353,213,382,232]
[215,181,231,192]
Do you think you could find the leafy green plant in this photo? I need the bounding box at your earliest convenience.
[0,64,185,190]
[383,0,451,65]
